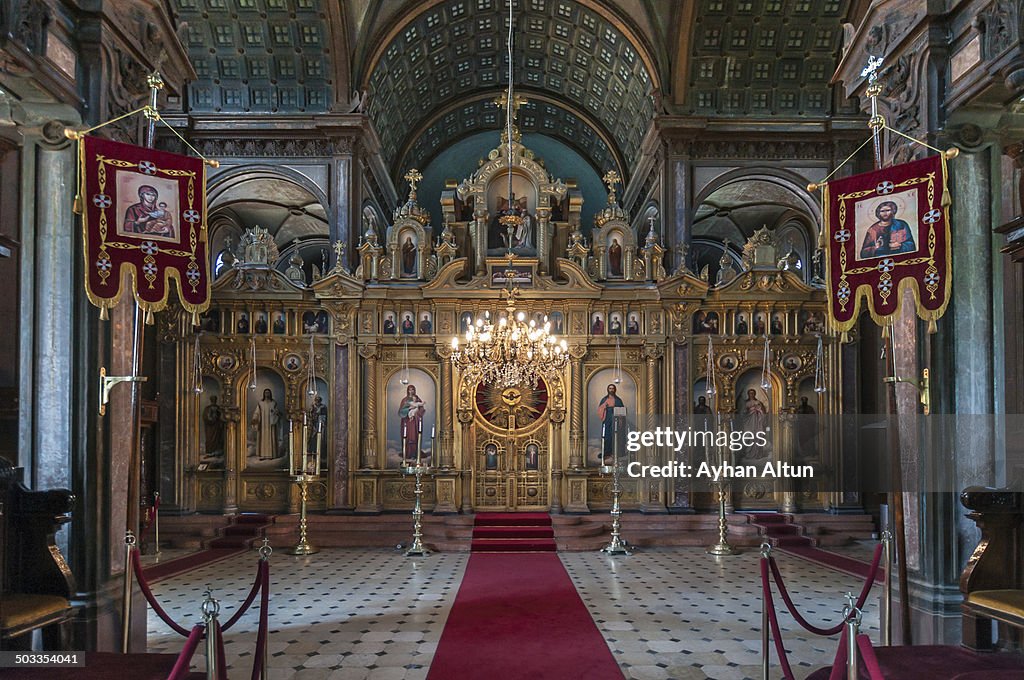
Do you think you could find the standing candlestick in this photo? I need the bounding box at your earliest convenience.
[403,461,431,557]
[315,418,323,474]
[288,419,295,476]
[601,409,630,556]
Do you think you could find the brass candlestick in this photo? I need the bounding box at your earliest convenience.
[403,462,432,557]
[706,480,737,556]
[601,413,630,555]
[288,473,320,555]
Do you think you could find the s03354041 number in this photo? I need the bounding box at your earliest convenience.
[0,652,85,667]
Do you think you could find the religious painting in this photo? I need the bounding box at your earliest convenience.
[782,353,802,371]
[489,263,534,287]
[236,311,251,334]
[400,311,416,335]
[549,311,564,335]
[304,377,329,471]
[532,312,545,328]
[770,312,785,335]
[419,312,433,335]
[795,379,820,462]
[606,229,626,279]
[115,171,180,242]
[282,353,303,373]
[385,368,436,468]
[734,370,773,464]
[199,378,225,469]
[271,311,287,335]
[591,312,605,335]
[245,369,287,470]
[735,312,749,335]
[254,311,269,334]
[303,310,329,334]
[523,441,540,471]
[383,311,397,335]
[215,354,235,372]
[608,312,623,335]
[483,442,500,470]
[692,311,719,334]
[200,309,221,333]
[486,172,536,255]
[753,312,767,336]
[853,191,920,261]
[718,353,739,372]
[475,380,548,431]
[460,311,473,334]
[586,368,636,467]
[626,311,641,335]
[398,228,418,278]
[799,310,823,335]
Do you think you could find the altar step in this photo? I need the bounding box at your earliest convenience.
[208,513,274,549]
[470,513,556,552]
[746,512,876,548]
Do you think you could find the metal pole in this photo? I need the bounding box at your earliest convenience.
[153,491,161,556]
[405,463,430,556]
[202,587,220,680]
[843,592,862,680]
[121,531,136,653]
[882,529,892,645]
[862,56,912,646]
[760,542,771,680]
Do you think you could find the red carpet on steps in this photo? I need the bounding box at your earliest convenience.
[746,513,874,579]
[428,553,622,680]
[471,512,556,552]
[143,513,272,583]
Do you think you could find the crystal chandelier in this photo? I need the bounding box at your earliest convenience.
[451,272,568,389]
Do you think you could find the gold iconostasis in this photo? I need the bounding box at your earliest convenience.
[162,135,850,518]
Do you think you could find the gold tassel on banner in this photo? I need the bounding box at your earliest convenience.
[192,310,200,327]
[100,306,109,321]
[841,331,850,344]
[882,324,891,340]
[927,319,938,334]
[145,309,155,325]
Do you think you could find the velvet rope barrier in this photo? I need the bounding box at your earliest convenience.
[166,624,205,680]
[131,550,192,637]
[251,558,271,680]
[221,560,269,631]
[761,558,797,680]
[215,620,228,680]
[768,543,884,637]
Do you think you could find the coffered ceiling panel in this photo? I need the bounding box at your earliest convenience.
[364,0,656,181]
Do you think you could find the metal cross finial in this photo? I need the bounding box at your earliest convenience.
[860,55,884,82]
[404,168,423,199]
[494,92,528,120]
[602,170,621,202]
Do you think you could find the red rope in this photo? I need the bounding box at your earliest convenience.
[215,621,228,680]
[222,560,268,631]
[166,624,204,680]
[768,543,884,636]
[856,632,886,680]
[827,628,847,680]
[131,550,191,636]
[761,558,797,680]
[251,561,271,680]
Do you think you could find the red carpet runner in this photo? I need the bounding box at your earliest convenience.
[747,513,874,579]
[428,551,623,679]
[470,512,556,552]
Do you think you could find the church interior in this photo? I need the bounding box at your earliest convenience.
[1,0,1024,678]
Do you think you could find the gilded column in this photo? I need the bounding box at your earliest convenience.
[359,345,378,468]
[537,207,551,275]
[779,410,798,513]
[568,346,586,469]
[474,209,487,275]
[642,345,666,512]
[221,402,240,515]
[437,345,455,469]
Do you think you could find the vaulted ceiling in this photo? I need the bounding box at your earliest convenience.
[171,0,869,188]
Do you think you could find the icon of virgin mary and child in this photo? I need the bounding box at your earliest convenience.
[123,184,175,238]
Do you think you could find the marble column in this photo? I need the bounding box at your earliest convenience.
[951,146,995,554]
[332,343,349,509]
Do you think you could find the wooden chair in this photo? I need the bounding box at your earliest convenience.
[0,458,77,650]
[960,486,1024,651]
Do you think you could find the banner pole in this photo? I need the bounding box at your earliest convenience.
[862,57,912,647]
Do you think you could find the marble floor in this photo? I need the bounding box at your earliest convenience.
[146,546,880,680]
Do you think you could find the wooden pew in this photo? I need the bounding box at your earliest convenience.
[960,486,1024,651]
[0,458,77,650]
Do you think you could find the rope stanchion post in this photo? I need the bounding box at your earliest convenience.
[122,530,137,653]
[760,542,772,680]
[154,491,161,556]
[258,538,272,680]
[202,587,221,680]
[881,530,892,646]
[843,593,862,680]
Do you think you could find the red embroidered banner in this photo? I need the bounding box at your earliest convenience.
[823,154,951,334]
[79,135,210,317]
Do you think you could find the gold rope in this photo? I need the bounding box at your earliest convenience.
[883,123,958,159]
[807,134,874,191]
[152,112,220,168]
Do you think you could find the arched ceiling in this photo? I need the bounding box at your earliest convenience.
[361,0,659,182]
[211,177,327,245]
[693,179,814,244]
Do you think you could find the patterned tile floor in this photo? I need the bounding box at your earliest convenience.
[147,547,879,680]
